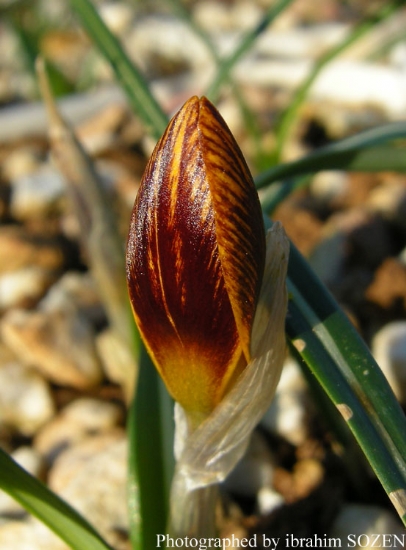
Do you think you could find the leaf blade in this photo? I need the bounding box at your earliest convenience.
[0,449,114,550]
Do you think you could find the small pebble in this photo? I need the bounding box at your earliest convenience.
[365,258,406,310]
[390,41,406,72]
[96,327,136,402]
[0,519,69,550]
[1,305,102,389]
[48,432,128,549]
[1,271,103,389]
[42,271,104,327]
[310,170,349,204]
[9,164,65,221]
[0,267,54,310]
[1,147,42,181]
[194,1,261,33]
[330,504,404,548]
[0,225,65,275]
[261,358,309,446]
[234,58,406,118]
[257,487,285,515]
[371,321,406,403]
[127,16,211,77]
[35,397,123,462]
[99,1,134,34]
[367,179,406,231]
[0,362,55,436]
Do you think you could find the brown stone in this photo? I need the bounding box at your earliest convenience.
[365,258,406,309]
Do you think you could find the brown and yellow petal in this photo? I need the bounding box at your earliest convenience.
[126,96,265,422]
[198,98,265,363]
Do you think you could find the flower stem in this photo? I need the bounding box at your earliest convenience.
[169,474,218,538]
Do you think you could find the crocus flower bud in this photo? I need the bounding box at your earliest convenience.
[126,96,266,425]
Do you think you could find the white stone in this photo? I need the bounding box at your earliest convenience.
[62,397,123,430]
[127,16,211,74]
[35,397,123,462]
[368,182,406,230]
[261,358,308,445]
[0,362,55,436]
[1,293,103,389]
[390,42,406,72]
[344,10,406,62]
[96,327,136,403]
[194,1,262,33]
[257,487,285,515]
[0,85,127,143]
[194,1,238,33]
[1,147,41,181]
[0,436,129,549]
[48,432,128,548]
[330,504,404,548]
[99,1,134,34]
[0,267,53,310]
[41,271,103,326]
[0,225,64,275]
[0,519,69,550]
[310,171,349,204]
[255,23,349,59]
[10,165,65,220]
[234,58,406,119]
[372,322,406,403]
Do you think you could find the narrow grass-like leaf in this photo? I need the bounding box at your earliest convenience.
[285,298,406,524]
[127,347,172,549]
[70,0,168,140]
[255,121,406,190]
[7,10,74,98]
[205,0,295,103]
[260,143,406,213]
[167,0,266,169]
[38,57,138,359]
[287,244,406,465]
[273,1,402,162]
[282,236,406,523]
[0,448,114,550]
[291,343,373,500]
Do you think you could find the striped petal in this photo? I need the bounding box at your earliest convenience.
[126,96,265,423]
[198,98,265,362]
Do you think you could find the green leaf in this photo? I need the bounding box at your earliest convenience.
[166,0,268,170]
[0,448,113,550]
[205,0,295,102]
[260,143,406,214]
[255,121,406,190]
[70,0,168,140]
[273,0,402,162]
[284,238,406,524]
[127,346,174,550]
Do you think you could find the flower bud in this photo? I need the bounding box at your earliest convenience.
[126,96,265,424]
